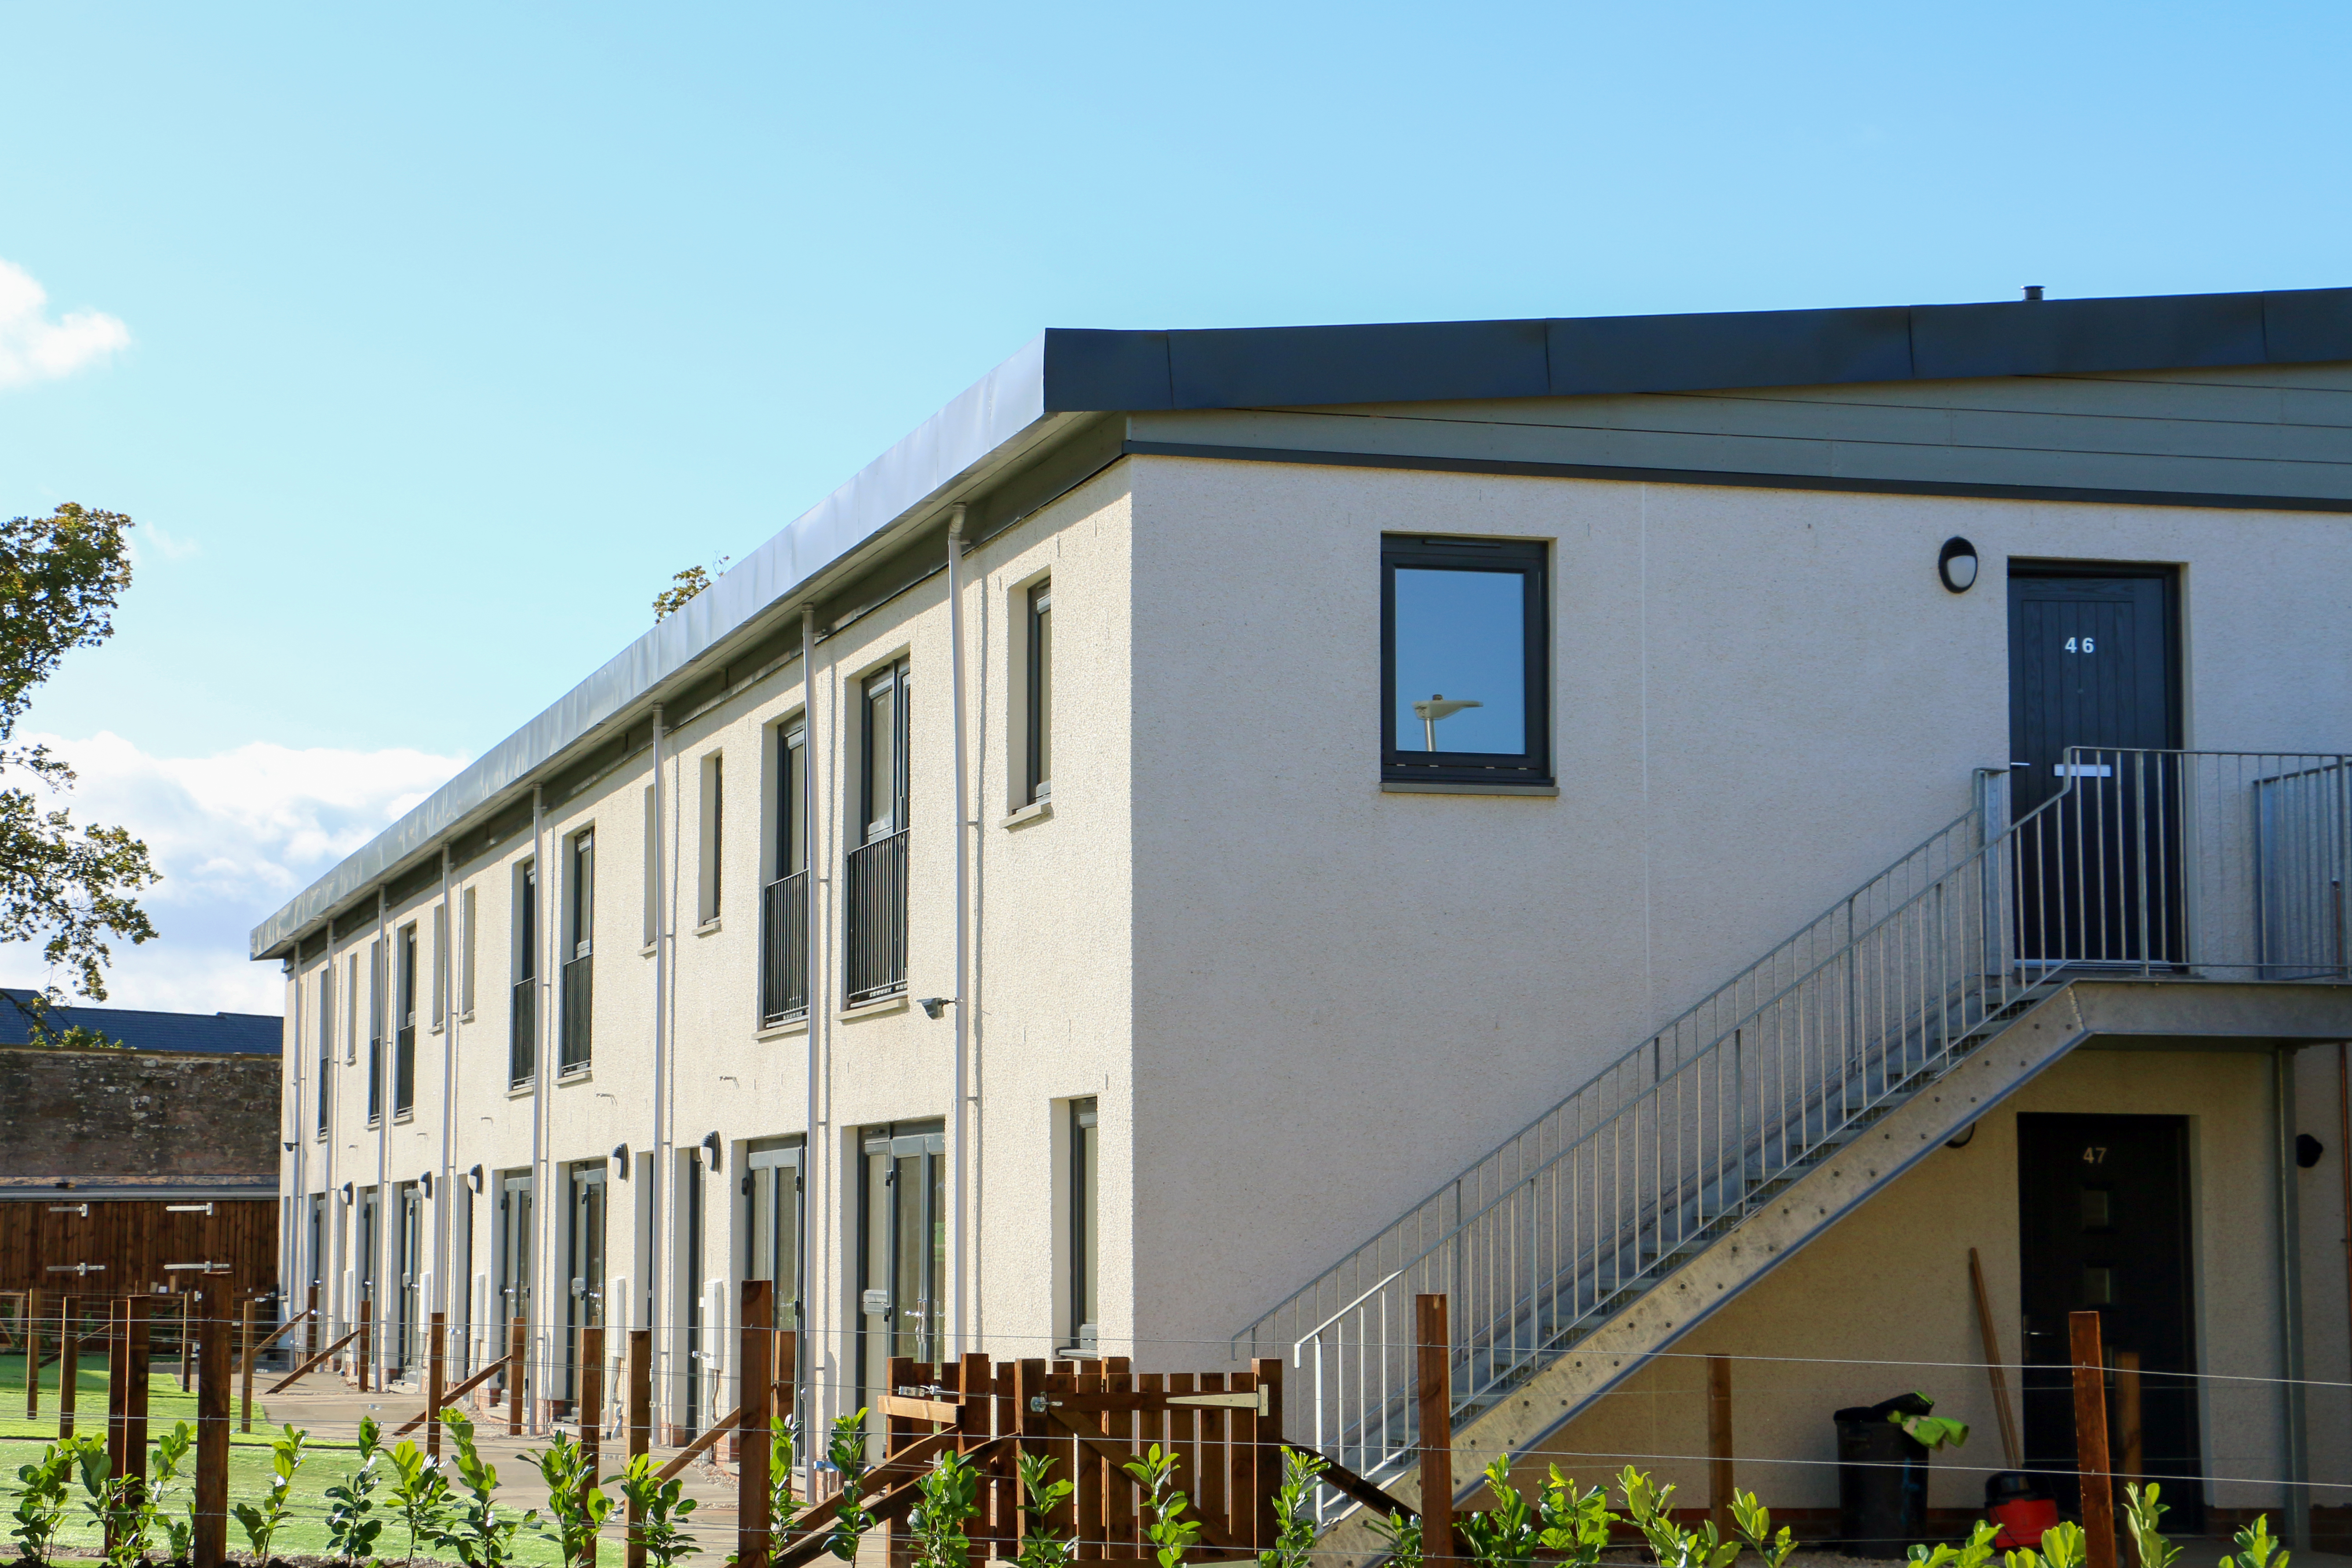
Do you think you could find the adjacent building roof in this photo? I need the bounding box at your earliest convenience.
[0,989,281,1055]
[251,285,2352,963]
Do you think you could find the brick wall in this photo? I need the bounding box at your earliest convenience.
[0,1046,279,1178]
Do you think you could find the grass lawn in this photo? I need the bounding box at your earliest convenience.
[0,1355,592,1566]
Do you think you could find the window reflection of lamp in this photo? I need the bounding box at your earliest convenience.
[1412,693,1481,751]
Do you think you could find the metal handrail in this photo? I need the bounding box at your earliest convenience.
[761,870,810,1025]
[845,829,910,1006]
[1269,748,2349,1520]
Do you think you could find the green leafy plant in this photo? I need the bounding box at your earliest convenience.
[616,1453,700,1568]
[146,1419,197,1561]
[1368,1511,1424,1568]
[2004,1520,2088,1568]
[2119,1485,2182,1568]
[233,1423,311,1564]
[2217,1514,2287,1568]
[1014,1451,1076,1568]
[385,1435,454,1566]
[1122,1444,1202,1568]
[1536,1466,1615,1567]
[1909,1520,2002,1568]
[909,1446,982,1568]
[826,1411,874,1561]
[436,1408,534,1568]
[71,1433,142,1568]
[529,1430,615,1568]
[1459,1454,1541,1568]
[1260,1446,1327,1568]
[1731,1491,1798,1568]
[9,1438,79,1566]
[729,1417,806,1566]
[325,1415,389,1566]
[1616,1466,1738,1568]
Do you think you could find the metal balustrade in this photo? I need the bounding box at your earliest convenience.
[846,829,910,1006]
[509,979,534,1087]
[1241,749,2349,1522]
[559,955,593,1074]
[762,870,811,1025]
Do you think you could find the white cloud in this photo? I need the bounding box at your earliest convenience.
[139,524,201,562]
[0,731,467,1014]
[0,258,131,389]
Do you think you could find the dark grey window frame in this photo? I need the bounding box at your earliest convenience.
[1380,536,1552,787]
[1025,581,1051,805]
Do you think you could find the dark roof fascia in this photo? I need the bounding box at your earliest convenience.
[1039,288,2352,411]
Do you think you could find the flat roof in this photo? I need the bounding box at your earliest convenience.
[252,285,2352,961]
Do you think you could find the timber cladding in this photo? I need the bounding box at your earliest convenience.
[0,1046,280,1179]
[0,1197,278,1299]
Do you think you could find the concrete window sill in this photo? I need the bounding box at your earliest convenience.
[757,1016,810,1041]
[557,1067,592,1085]
[840,995,909,1022]
[694,919,723,937]
[507,1081,536,1099]
[1001,800,1053,829]
[1379,780,1559,797]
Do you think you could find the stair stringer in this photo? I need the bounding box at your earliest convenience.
[1313,979,2108,1568]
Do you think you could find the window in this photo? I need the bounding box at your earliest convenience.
[460,886,478,1017]
[367,939,386,1125]
[1068,1098,1098,1355]
[315,964,333,1137]
[1026,581,1052,804]
[642,785,659,948]
[1381,536,1550,785]
[432,904,449,1029]
[698,753,724,926]
[511,861,537,1088]
[345,954,358,1064]
[857,1121,944,1402]
[861,661,910,841]
[744,1138,803,1325]
[762,720,810,1025]
[496,1171,534,1327]
[846,661,911,1006]
[560,830,594,1074]
[395,924,418,1115]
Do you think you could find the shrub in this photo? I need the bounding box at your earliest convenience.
[1121,1444,1201,1568]
[1259,1446,1326,1568]
[324,1416,388,1566]
[529,1430,614,1568]
[910,1447,982,1568]
[825,1410,874,1562]
[8,1438,79,1566]
[385,1435,454,1566]
[1014,1451,1075,1568]
[616,1453,699,1568]
[437,1408,534,1568]
[232,1423,310,1564]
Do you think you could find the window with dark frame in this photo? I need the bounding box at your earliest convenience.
[315,965,333,1136]
[861,661,910,841]
[761,719,810,1025]
[511,860,537,1088]
[700,753,724,925]
[846,660,912,1006]
[395,923,418,1115]
[561,830,595,1074]
[1068,1097,1098,1355]
[1381,536,1550,785]
[367,938,385,1125]
[1026,581,1052,804]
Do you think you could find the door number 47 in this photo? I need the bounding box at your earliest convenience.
[2082,1146,2107,1164]
[2064,636,2097,653]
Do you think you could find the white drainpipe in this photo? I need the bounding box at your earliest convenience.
[798,603,821,1475]
[649,704,670,1431]
[530,783,548,1430]
[372,885,389,1389]
[437,846,456,1327]
[945,505,973,1357]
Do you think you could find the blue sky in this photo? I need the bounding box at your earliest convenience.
[3,0,2349,1008]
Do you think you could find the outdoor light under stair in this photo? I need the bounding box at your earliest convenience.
[1412,693,1481,751]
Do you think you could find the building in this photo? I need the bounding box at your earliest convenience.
[1,992,282,1304]
[253,287,2352,1542]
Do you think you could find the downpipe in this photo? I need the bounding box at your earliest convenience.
[946,506,973,1358]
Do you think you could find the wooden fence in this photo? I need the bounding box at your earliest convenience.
[0,1197,278,1301]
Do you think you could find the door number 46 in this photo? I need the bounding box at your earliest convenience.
[2064,636,2097,653]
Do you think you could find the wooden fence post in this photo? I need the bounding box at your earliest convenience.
[2069,1311,2117,1568]
[508,1314,527,1436]
[426,1312,448,1458]
[627,1328,651,1568]
[57,1296,78,1440]
[738,1281,773,1568]
[240,1299,258,1435]
[306,1284,321,1358]
[106,1298,128,1480]
[581,1324,605,1568]
[123,1295,151,1542]
[195,1294,230,1568]
[179,1292,195,1392]
[1707,1355,1734,1532]
[1415,1296,1453,1565]
[24,1286,40,1420]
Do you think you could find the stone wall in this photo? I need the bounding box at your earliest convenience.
[0,1047,279,1178]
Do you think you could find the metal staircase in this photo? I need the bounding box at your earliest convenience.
[1232,749,2352,1535]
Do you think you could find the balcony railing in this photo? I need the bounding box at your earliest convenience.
[762,870,810,1025]
[559,955,593,1074]
[845,828,909,1006]
[394,1025,416,1115]
[509,979,534,1087]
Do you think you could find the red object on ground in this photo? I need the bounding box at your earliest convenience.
[1990,1497,2060,1550]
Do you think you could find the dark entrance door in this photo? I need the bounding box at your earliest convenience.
[2016,1113,2201,1524]
[2007,569,2181,964]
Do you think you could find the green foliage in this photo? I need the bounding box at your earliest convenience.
[1014,1449,1076,1568]
[232,1423,310,1564]
[729,1415,805,1565]
[2217,1513,2287,1568]
[1459,1454,1541,1568]
[1731,1491,1798,1568]
[1907,1520,2001,1568]
[147,1419,196,1561]
[2002,1520,2088,1568]
[1259,1445,1327,1568]
[616,1453,700,1568]
[825,1410,874,1562]
[910,1446,982,1568]
[384,1434,454,1565]
[8,1437,79,1564]
[652,557,730,623]
[71,1432,146,1568]
[2119,1484,2182,1568]
[325,1415,389,1565]
[528,1429,614,1568]
[1616,1466,1738,1568]
[1367,1511,1423,1568]
[1121,1443,1202,1568]
[437,1408,534,1568]
[1535,1467,1615,1567]
[0,503,157,1001]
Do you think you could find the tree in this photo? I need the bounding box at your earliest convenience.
[652,555,730,622]
[0,503,158,1009]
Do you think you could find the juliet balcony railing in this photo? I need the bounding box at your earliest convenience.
[1240,748,2351,1523]
[394,1024,416,1115]
[762,870,810,1025]
[559,954,594,1074]
[509,979,534,1087]
[845,828,910,1007]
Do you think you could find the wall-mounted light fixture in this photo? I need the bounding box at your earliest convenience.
[341,1182,354,1204]
[2297,1133,2325,1169]
[468,1164,485,1194]
[701,1131,722,1171]
[612,1144,630,1177]
[917,996,954,1020]
[1937,536,1980,594]
[419,1172,434,1199]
